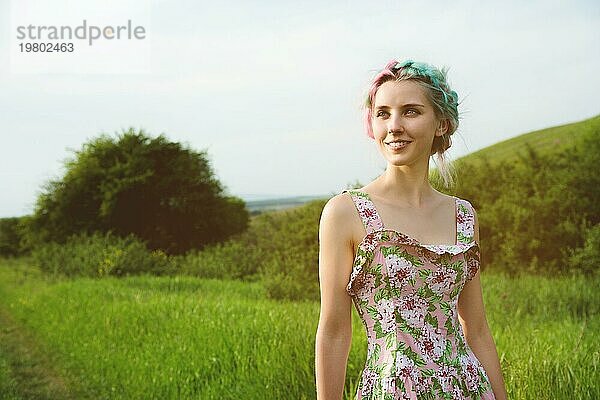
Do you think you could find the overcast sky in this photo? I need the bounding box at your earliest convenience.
[1,0,598,218]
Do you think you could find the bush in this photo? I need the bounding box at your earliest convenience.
[0,217,23,257]
[567,223,600,275]
[27,128,249,254]
[251,199,324,301]
[445,125,599,277]
[174,198,326,300]
[31,231,175,278]
[174,239,263,280]
[258,250,320,301]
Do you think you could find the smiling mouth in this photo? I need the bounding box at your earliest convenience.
[385,140,412,150]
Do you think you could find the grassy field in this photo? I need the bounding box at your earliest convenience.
[0,354,20,400]
[466,114,600,166]
[0,258,598,399]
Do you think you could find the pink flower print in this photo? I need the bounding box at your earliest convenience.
[361,368,378,397]
[381,375,396,394]
[349,268,369,296]
[355,199,368,216]
[467,261,479,281]
[395,354,419,382]
[436,364,456,393]
[417,326,446,362]
[465,248,481,282]
[452,386,465,398]
[400,392,416,400]
[355,198,383,231]
[363,233,379,251]
[366,342,377,360]
[456,206,468,227]
[356,198,372,215]
[415,374,434,395]
[356,276,375,302]
[385,255,416,289]
[426,266,457,295]
[363,206,377,221]
[399,292,428,328]
[460,355,482,391]
[377,299,396,334]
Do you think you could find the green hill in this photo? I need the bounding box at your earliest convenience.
[462,114,600,165]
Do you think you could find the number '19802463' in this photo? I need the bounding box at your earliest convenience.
[19,42,74,52]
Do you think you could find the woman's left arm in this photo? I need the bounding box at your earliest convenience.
[457,209,508,400]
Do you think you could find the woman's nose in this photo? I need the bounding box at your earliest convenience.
[387,114,405,133]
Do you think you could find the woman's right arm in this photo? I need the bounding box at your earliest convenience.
[315,195,355,400]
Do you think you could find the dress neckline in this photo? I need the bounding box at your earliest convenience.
[349,189,460,247]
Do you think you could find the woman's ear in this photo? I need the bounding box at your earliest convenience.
[436,119,449,136]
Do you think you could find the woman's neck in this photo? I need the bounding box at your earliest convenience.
[374,165,438,208]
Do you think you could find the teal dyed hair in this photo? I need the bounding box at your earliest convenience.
[363,59,462,188]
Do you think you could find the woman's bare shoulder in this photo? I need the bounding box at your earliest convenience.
[321,191,357,223]
[320,191,363,250]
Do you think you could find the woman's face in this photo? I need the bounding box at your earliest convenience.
[371,79,447,168]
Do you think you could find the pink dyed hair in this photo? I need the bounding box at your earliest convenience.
[363,60,402,139]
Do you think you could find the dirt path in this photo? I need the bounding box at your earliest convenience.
[0,306,79,400]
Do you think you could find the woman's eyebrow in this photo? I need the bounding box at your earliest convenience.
[374,103,425,109]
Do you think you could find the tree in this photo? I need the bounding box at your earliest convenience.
[27,128,249,254]
[0,217,23,257]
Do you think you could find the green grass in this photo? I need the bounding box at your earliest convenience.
[0,353,21,400]
[0,273,81,400]
[464,114,600,166]
[0,258,598,399]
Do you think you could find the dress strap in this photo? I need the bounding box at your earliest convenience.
[455,198,476,244]
[341,189,384,235]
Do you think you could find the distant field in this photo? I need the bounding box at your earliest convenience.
[0,258,597,400]
[245,194,330,214]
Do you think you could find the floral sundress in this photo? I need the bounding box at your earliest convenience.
[342,189,495,400]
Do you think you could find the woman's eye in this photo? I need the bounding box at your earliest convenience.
[376,109,418,117]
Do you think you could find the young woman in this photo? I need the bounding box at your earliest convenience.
[315,59,507,399]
